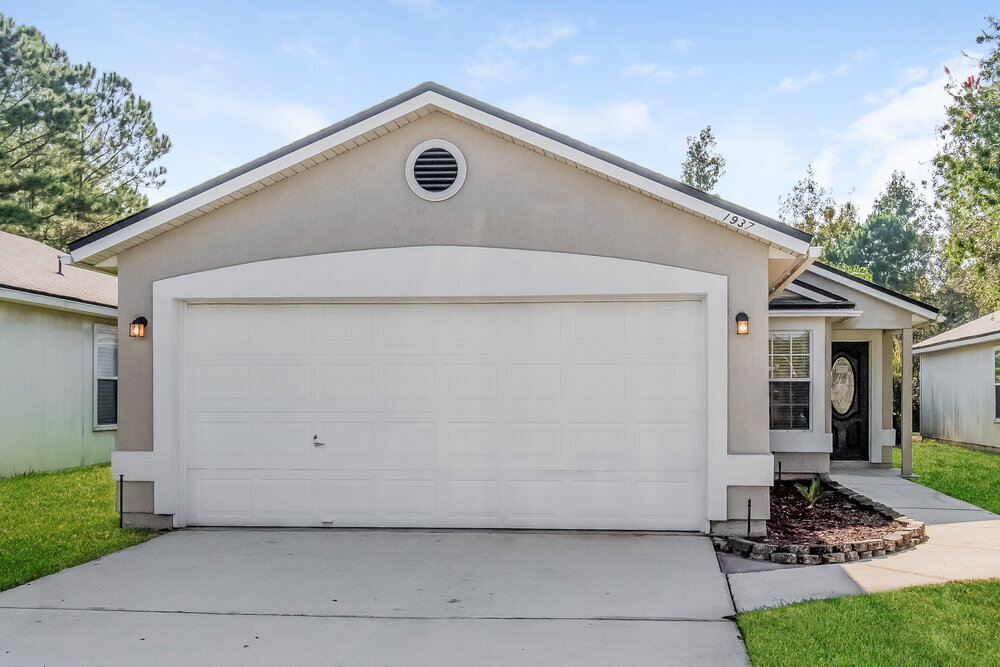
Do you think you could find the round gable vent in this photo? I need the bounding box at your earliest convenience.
[406,140,467,201]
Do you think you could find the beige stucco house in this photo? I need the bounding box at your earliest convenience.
[0,231,118,476]
[915,311,1000,450]
[65,83,937,533]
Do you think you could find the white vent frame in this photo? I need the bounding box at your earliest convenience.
[405,139,467,201]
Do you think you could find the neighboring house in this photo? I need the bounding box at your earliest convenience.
[65,83,937,533]
[0,231,118,476]
[914,311,1000,451]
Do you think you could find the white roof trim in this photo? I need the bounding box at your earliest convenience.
[914,331,1000,355]
[769,309,863,319]
[0,286,117,318]
[785,281,840,304]
[70,88,814,266]
[806,264,938,321]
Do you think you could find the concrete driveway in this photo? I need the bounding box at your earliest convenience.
[0,530,747,665]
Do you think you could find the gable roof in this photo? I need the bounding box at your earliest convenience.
[769,278,856,311]
[804,262,939,323]
[0,231,116,315]
[67,82,814,270]
[914,310,1000,354]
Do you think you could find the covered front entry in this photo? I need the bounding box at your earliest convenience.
[831,341,870,460]
[184,299,707,530]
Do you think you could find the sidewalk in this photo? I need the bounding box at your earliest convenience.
[727,467,1000,612]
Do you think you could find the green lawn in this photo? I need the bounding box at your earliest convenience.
[892,439,1000,513]
[0,463,157,592]
[738,579,1000,666]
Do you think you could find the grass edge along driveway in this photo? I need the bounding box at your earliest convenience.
[892,438,1000,513]
[741,440,1000,665]
[0,463,156,592]
[738,578,1000,666]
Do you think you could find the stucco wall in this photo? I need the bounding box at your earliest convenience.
[115,111,771,462]
[0,300,116,475]
[803,273,914,330]
[920,342,1000,448]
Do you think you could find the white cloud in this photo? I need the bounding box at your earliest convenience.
[671,39,695,54]
[464,59,528,83]
[806,54,977,215]
[863,66,931,105]
[622,62,680,81]
[622,62,706,82]
[256,103,329,141]
[498,17,581,51]
[280,35,323,62]
[508,95,653,138]
[710,121,803,215]
[568,54,594,66]
[777,48,876,92]
[152,78,328,142]
[777,70,823,92]
[465,14,584,83]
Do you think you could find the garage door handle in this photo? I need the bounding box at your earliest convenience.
[313,435,326,447]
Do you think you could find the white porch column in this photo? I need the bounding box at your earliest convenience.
[900,327,914,478]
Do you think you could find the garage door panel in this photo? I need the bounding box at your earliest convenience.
[185,301,707,529]
[186,469,704,529]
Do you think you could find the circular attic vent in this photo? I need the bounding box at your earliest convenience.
[406,140,467,201]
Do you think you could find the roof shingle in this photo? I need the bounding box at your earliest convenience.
[914,310,1000,350]
[0,231,116,308]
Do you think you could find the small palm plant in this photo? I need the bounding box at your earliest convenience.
[794,476,823,509]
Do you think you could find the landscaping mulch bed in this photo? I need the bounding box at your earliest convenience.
[715,476,927,565]
[766,480,904,546]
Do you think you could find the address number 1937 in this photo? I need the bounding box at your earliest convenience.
[722,212,755,230]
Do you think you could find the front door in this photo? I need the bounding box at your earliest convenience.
[831,342,869,460]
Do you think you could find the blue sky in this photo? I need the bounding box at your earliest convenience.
[5,1,993,219]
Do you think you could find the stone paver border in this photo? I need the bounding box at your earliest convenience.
[714,475,927,565]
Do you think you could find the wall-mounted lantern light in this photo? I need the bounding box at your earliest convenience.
[129,316,148,338]
[735,312,749,335]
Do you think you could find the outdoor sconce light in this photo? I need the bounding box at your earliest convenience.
[735,312,749,335]
[129,316,148,338]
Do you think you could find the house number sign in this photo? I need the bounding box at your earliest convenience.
[721,212,756,230]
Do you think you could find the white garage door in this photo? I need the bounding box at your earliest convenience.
[184,301,706,529]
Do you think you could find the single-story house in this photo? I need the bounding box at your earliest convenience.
[914,310,1000,451]
[0,231,118,476]
[65,82,938,533]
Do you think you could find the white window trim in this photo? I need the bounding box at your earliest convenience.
[994,345,1000,423]
[93,323,118,431]
[768,330,812,432]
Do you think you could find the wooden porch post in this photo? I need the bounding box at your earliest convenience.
[900,327,915,478]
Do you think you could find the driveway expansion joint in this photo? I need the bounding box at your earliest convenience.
[0,605,735,623]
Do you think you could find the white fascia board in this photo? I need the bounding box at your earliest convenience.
[914,331,1000,355]
[428,93,813,256]
[0,286,117,318]
[808,264,938,321]
[769,309,862,318]
[784,279,839,304]
[70,93,439,264]
[71,90,813,264]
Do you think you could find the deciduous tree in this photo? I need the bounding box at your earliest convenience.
[934,15,1000,313]
[681,125,726,193]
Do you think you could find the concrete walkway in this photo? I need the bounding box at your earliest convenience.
[0,530,748,666]
[728,467,1000,611]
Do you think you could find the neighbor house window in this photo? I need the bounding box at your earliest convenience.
[94,324,118,429]
[769,330,811,430]
[995,348,999,420]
